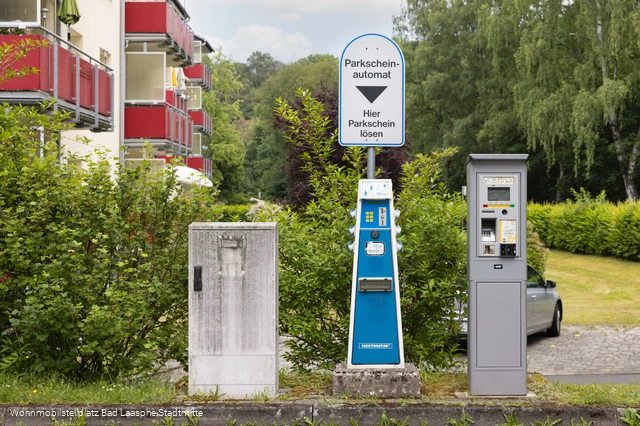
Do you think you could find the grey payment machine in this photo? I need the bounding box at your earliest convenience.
[467,154,528,395]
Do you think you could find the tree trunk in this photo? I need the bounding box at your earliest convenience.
[555,162,564,203]
[596,3,639,200]
[608,108,639,201]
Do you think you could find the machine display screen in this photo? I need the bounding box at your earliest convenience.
[488,187,510,202]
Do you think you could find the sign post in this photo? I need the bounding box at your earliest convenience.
[333,34,417,397]
[339,33,408,370]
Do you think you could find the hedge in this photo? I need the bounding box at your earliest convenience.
[528,199,640,261]
[215,204,250,222]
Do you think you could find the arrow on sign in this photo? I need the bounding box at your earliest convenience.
[356,86,387,104]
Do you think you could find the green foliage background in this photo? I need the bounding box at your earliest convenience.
[0,104,219,378]
[529,190,640,260]
[251,89,467,371]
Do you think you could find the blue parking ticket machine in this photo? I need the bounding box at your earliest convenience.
[347,179,404,368]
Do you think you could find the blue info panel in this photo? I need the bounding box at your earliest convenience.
[351,198,400,365]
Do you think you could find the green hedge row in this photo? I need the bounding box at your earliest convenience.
[214,204,251,222]
[528,200,640,260]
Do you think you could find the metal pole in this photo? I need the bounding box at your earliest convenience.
[119,0,126,165]
[367,147,375,179]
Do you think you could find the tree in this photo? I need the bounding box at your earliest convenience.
[0,41,220,378]
[258,89,465,371]
[242,121,287,199]
[0,36,46,83]
[202,52,246,202]
[274,85,411,207]
[240,55,340,201]
[394,0,528,192]
[234,52,283,119]
[511,0,640,200]
[394,0,638,201]
[254,54,339,121]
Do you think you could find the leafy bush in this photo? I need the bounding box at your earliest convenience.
[396,152,466,366]
[608,202,640,260]
[256,89,465,372]
[0,104,219,378]
[528,189,640,261]
[215,204,250,221]
[527,221,549,275]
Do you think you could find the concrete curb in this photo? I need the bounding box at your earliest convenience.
[0,403,631,426]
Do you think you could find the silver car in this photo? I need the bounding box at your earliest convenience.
[455,264,563,337]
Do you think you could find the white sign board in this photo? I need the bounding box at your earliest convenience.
[339,34,405,147]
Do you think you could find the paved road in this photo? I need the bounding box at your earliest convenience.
[527,324,640,383]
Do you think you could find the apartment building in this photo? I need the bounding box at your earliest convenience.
[0,0,214,182]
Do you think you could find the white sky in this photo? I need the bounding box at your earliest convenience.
[182,0,406,63]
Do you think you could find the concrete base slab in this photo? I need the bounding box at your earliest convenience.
[332,362,421,398]
[455,391,536,399]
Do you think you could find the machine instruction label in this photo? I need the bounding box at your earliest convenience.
[500,220,517,243]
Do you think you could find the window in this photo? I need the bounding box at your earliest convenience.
[193,41,202,63]
[125,52,166,102]
[185,86,202,110]
[0,0,40,27]
[192,133,201,155]
[526,266,544,288]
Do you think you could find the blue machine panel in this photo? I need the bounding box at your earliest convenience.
[350,196,401,365]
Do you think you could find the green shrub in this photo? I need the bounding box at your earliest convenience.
[215,204,250,221]
[527,221,549,275]
[528,189,640,261]
[527,203,553,246]
[0,104,219,378]
[608,202,640,260]
[256,89,465,372]
[397,153,466,366]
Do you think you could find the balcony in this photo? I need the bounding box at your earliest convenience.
[183,63,212,91]
[125,1,194,66]
[124,104,192,154]
[165,89,188,113]
[0,32,114,132]
[186,156,212,179]
[189,110,212,135]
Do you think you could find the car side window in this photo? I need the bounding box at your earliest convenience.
[527,266,544,288]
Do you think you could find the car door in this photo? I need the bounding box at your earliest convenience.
[526,265,545,330]
[537,274,557,330]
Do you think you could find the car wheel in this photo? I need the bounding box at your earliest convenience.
[547,303,561,337]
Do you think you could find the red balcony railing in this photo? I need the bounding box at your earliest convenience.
[124,104,193,152]
[165,90,188,113]
[186,156,212,178]
[125,1,194,65]
[183,63,212,91]
[188,110,212,135]
[0,33,113,131]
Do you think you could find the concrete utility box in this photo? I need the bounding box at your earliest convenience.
[188,222,278,398]
[467,154,528,395]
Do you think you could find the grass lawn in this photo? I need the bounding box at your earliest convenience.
[0,373,176,404]
[544,249,640,326]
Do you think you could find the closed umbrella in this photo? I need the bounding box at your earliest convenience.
[57,0,81,43]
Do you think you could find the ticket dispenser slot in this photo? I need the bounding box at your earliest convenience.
[481,219,496,255]
[347,179,404,368]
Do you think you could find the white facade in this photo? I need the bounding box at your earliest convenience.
[59,0,122,163]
